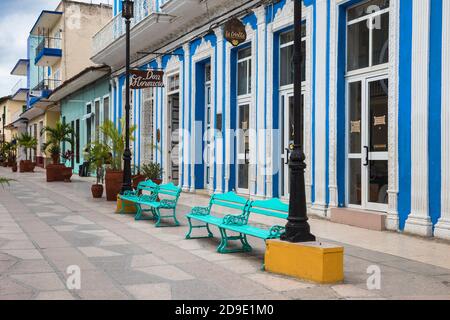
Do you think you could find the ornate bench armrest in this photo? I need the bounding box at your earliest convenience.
[139,194,157,203]
[222,214,248,226]
[123,190,137,197]
[190,206,211,216]
[160,199,177,209]
[269,225,286,238]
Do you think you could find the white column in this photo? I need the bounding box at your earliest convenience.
[386,0,401,231]
[328,1,338,208]
[215,27,224,193]
[182,43,191,192]
[255,6,267,198]
[404,0,432,237]
[310,0,328,217]
[224,42,232,193]
[434,1,450,240]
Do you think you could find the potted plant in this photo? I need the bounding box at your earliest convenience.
[141,162,163,185]
[17,132,37,173]
[8,141,18,172]
[132,164,145,189]
[61,150,74,182]
[0,177,15,187]
[88,141,109,198]
[100,118,136,201]
[41,121,75,182]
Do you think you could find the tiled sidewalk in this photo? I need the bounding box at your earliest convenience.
[0,168,449,300]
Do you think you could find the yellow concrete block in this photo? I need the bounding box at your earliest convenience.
[115,196,137,214]
[264,239,344,284]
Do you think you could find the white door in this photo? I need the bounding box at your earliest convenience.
[236,103,250,193]
[347,76,389,211]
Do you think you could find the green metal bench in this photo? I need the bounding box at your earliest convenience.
[218,198,288,253]
[185,192,250,248]
[118,180,159,214]
[136,182,182,227]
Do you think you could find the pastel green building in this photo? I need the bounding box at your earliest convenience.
[49,66,111,174]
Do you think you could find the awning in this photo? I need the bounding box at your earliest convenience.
[20,107,45,121]
[30,11,63,35]
[10,59,29,76]
[48,65,110,102]
[11,88,28,102]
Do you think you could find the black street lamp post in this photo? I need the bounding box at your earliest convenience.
[121,0,134,194]
[280,0,316,243]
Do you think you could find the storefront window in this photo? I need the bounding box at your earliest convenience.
[347,0,389,72]
[280,25,306,87]
[237,47,252,96]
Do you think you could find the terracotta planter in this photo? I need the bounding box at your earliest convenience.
[62,167,73,182]
[52,154,60,165]
[132,174,146,189]
[12,164,17,172]
[91,184,104,198]
[105,170,123,201]
[46,164,72,182]
[19,160,35,173]
[151,179,163,185]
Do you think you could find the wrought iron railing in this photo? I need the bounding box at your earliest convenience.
[92,0,154,56]
[35,36,62,57]
[33,78,62,92]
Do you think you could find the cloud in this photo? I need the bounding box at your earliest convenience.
[0,0,112,97]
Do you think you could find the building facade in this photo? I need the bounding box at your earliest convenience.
[49,66,111,173]
[91,0,450,240]
[10,0,112,167]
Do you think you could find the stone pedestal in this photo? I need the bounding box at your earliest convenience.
[264,239,344,284]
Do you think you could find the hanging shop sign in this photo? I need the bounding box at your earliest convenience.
[224,18,247,47]
[130,69,164,89]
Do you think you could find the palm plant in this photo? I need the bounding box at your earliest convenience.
[88,141,110,185]
[100,118,136,171]
[41,121,75,164]
[0,177,15,187]
[17,132,38,161]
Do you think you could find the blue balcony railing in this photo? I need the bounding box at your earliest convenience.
[35,37,62,66]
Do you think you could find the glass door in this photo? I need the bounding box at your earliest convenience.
[236,104,250,193]
[347,76,389,211]
[168,94,180,185]
[204,64,212,189]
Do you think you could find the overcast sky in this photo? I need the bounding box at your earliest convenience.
[0,0,112,98]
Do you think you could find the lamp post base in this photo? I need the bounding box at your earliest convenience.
[281,220,316,243]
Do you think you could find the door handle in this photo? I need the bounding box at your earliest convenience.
[285,148,290,165]
[363,146,369,166]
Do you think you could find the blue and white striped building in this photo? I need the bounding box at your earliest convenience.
[91,0,450,240]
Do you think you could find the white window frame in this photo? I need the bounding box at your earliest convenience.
[346,1,390,77]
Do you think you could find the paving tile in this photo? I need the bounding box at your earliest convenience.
[76,288,130,300]
[0,260,17,273]
[136,265,195,281]
[125,283,172,300]
[10,273,66,291]
[8,260,54,274]
[246,273,315,292]
[77,247,122,258]
[130,254,167,268]
[331,284,379,298]
[2,249,43,260]
[0,240,36,250]
[0,292,35,300]
[34,290,75,300]
[215,259,261,274]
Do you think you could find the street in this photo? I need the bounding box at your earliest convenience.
[0,167,449,300]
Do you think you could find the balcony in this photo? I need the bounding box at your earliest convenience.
[92,0,155,57]
[35,36,62,67]
[11,79,28,102]
[30,78,62,106]
[92,0,252,67]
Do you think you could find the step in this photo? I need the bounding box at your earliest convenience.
[329,208,386,231]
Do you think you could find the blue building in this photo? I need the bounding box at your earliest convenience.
[91,0,450,240]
